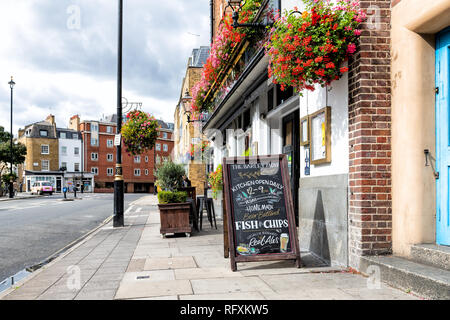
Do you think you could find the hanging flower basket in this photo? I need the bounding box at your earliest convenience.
[121,110,159,156]
[266,0,366,93]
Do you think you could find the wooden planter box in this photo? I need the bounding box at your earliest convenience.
[158,202,192,237]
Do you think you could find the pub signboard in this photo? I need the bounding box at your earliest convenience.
[223,155,301,271]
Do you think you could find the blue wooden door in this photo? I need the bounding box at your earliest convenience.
[436,28,450,246]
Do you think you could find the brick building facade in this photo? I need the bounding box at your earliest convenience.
[347,0,392,268]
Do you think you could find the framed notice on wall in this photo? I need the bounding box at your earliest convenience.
[310,106,331,165]
[300,116,310,146]
[222,155,301,271]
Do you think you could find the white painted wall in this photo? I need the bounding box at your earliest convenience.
[59,138,82,172]
[299,72,349,178]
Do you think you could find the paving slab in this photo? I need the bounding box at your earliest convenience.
[190,277,274,295]
[143,256,197,271]
[75,289,116,300]
[115,280,193,300]
[174,268,244,280]
[179,292,266,300]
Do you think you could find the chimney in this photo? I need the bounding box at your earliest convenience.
[69,115,80,131]
[46,114,55,125]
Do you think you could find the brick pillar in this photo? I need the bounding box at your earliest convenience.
[348,0,392,268]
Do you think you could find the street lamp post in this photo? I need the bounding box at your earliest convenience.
[8,77,15,199]
[114,0,125,227]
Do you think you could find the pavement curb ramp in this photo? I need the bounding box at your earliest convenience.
[0,214,114,299]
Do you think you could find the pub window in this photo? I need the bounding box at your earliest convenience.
[267,87,274,112]
[243,108,251,131]
[276,84,294,106]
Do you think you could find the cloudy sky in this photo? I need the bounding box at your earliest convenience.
[0,0,210,135]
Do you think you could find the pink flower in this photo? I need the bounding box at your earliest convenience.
[354,29,361,36]
[347,43,356,54]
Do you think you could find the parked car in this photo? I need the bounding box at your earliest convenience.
[31,182,53,195]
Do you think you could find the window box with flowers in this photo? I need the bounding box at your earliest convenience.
[265,0,366,93]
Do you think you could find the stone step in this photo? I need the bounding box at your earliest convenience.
[360,255,450,300]
[410,244,450,271]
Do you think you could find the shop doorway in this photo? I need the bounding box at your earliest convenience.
[436,27,450,246]
[282,110,300,226]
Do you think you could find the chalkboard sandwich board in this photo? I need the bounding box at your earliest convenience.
[223,155,301,271]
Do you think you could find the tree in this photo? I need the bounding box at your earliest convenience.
[0,125,27,178]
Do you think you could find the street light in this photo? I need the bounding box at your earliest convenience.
[114,0,124,228]
[8,76,15,199]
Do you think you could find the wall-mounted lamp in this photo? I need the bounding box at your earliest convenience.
[182,91,206,123]
[226,0,273,29]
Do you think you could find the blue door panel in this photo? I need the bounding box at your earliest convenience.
[436,27,450,246]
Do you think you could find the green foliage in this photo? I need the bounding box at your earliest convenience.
[155,161,186,192]
[0,142,27,166]
[157,191,188,204]
[2,172,18,184]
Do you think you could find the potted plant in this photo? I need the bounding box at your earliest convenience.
[155,161,192,238]
[208,164,224,219]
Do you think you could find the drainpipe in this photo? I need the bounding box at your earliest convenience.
[210,0,214,44]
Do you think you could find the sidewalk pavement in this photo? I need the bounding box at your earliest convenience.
[0,193,42,202]
[0,195,420,300]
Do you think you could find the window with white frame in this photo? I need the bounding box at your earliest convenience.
[107,154,114,162]
[145,169,149,176]
[91,167,98,175]
[74,163,80,172]
[74,147,80,156]
[163,132,168,139]
[73,133,78,140]
[145,156,149,162]
[107,168,114,176]
[134,169,141,176]
[41,145,49,155]
[134,155,141,163]
[163,144,168,152]
[61,146,67,155]
[107,139,114,148]
[61,162,67,170]
[91,153,98,161]
[156,155,161,164]
[42,160,50,171]
[91,123,98,132]
[40,130,48,137]
[156,143,161,151]
[60,132,66,139]
[91,138,98,146]
[106,126,113,134]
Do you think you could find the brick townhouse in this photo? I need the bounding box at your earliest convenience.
[70,115,174,193]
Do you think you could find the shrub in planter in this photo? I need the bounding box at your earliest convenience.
[156,162,192,237]
[155,161,185,192]
[266,0,366,92]
[157,191,188,204]
[121,110,159,156]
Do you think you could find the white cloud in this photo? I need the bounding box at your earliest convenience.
[0,0,210,133]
